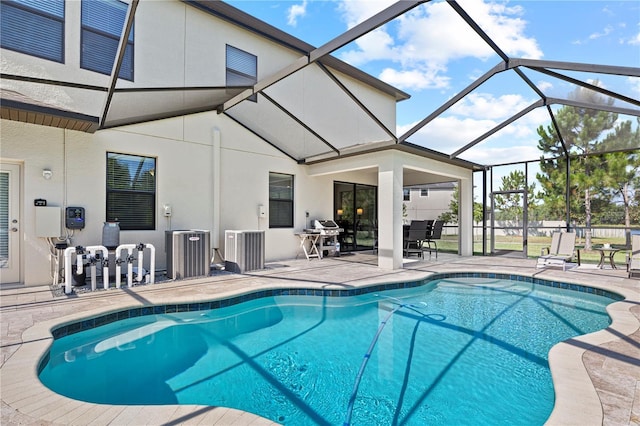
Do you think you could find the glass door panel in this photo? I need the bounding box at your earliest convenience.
[334,182,377,251]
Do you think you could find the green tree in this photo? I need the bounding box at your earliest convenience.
[536,84,618,249]
[442,184,483,223]
[493,170,536,223]
[601,118,640,245]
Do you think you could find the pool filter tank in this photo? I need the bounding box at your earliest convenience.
[102,222,120,250]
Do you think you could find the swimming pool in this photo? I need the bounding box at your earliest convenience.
[39,273,619,425]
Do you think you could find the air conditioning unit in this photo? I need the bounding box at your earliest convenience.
[225,230,265,273]
[165,230,210,279]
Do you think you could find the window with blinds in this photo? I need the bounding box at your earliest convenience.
[269,172,294,228]
[226,44,257,102]
[106,152,155,230]
[1,0,65,63]
[81,0,133,80]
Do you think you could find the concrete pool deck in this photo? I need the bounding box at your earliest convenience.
[1,254,639,425]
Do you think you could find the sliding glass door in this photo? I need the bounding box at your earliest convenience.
[334,182,377,251]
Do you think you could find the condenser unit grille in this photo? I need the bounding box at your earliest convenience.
[225,230,265,273]
[166,230,210,279]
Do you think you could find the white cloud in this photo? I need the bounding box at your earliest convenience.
[628,76,640,96]
[398,115,497,152]
[601,6,615,17]
[461,145,542,164]
[589,25,613,40]
[287,1,307,27]
[627,32,640,45]
[337,0,394,28]
[450,93,533,120]
[336,0,542,91]
[379,67,450,90]
[339,28,397,65]
[397,95,550,162]
[536,80,553,92]
[455,0,542,59]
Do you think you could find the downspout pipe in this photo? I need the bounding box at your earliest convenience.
[212,128,221,260]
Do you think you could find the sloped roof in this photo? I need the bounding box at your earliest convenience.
[1,89,98,132]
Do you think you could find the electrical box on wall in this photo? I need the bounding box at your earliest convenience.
[35,206,61,237]
[65,207,85,229]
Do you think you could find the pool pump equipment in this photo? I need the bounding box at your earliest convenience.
[64,243,155,294]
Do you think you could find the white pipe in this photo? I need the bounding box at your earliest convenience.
[147,244,155,284]
[76,247,84,275]
[115,255,122,289]
[113,243,155,287]
[103,256,109,289]
[115,244,137,289]
[63,246,76,295]
[86,245,109,290]
[90,260,97,291]
[127,253,133,287]
[137,246,144,283]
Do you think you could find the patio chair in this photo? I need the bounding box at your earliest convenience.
[338,220,357,251]
[536,231,578,271]
[425,219,434,231]
[403,220,429,258]
[627,234,640,279]
[423,220,444,259]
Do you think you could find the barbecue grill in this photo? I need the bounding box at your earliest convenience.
[310,220,342,256]
[295,220,343,259]
[310,220,342,236]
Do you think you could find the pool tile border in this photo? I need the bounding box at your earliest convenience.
[47,271,624,344]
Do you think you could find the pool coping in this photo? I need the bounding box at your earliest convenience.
[2,262,639,425]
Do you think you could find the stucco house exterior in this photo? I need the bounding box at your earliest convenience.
[1,0,475,287]
[403,182,456,224]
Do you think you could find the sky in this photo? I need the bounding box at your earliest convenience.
[226,0,640,173]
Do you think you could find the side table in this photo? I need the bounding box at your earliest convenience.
[594,247,621,269]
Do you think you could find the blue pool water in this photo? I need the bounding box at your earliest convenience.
[39,276,615,425]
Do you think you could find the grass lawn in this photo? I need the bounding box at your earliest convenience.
[435,234,630,267]
[361,232,630,268]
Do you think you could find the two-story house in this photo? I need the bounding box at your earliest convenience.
[1,0,476,287]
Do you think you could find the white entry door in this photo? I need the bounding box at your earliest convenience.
[0,163,21,284]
